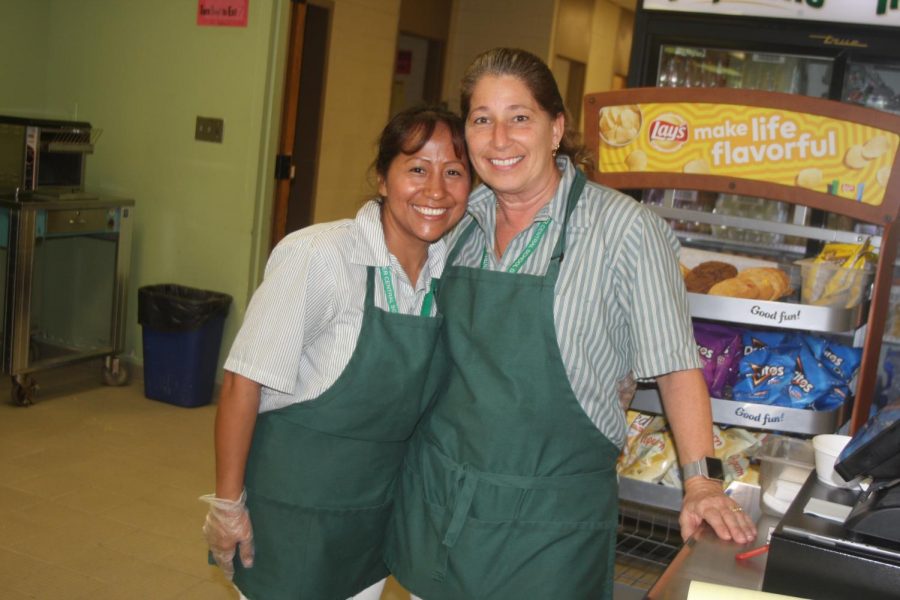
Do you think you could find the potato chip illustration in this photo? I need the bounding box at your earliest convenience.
[844,145,869,169]
[598,104,642,147]
[600,111,616,133]
[797,167,823,189]
[877,166,891,187]
[626,150,648,171]
[683,158,710,174]
[620,109,640,130]
[614,126,632,144]
[862,135,891,160]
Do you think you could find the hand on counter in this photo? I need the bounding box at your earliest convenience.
[680,477,757,544]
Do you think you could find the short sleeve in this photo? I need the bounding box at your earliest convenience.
[620,209,700,380]
[224,235,336,393]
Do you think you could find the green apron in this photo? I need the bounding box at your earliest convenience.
[386,171,621,599]
[234,267,443,600]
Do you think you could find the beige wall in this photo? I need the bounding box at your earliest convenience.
[399,0,453,40]
[312,0,402,224]
[441,0,559,112]
[555,0,594,63]
[584,0,632,101]
[315,0,633,225]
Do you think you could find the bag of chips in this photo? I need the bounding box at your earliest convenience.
[694,322,743,398]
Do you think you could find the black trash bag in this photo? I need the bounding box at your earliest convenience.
[138,284,232,332]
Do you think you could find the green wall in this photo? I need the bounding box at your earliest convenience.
[0,1,50,114]
[0,0,289,373]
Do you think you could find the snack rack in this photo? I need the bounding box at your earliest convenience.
[582,87,900,595]
[585,87,900,436]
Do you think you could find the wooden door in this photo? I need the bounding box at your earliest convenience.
[270,1,331,248]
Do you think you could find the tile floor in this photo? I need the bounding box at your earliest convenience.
[0,362,411,599]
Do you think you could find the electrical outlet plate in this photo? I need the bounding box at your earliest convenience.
[195,116,224,143]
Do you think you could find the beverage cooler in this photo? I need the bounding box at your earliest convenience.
[630,1,900,110]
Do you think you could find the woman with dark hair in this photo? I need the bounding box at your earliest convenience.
[386,48,756,599]
[201,105,471,600]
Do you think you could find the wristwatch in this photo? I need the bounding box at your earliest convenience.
[681,456,725,482]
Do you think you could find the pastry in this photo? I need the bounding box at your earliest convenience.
[685,261,738,293]
[708,277,759,299]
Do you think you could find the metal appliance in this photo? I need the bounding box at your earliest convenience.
[763,473,900,599]
[0,115,131,404]
[0,196,133,405]
[0,115,99,198]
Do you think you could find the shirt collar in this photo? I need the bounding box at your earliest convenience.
[348,199,447,285]
[465,155,578,234]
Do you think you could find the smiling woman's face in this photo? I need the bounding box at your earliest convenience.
[465,74,564,205]
[378,122,470,253]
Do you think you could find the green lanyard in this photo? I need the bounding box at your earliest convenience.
[480,219,552,273]
[378,266,435,317]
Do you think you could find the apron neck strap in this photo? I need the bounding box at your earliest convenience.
[365,266,376,307]
[551,169,586,261]
[447,220,479,267]
[448,168,587,268]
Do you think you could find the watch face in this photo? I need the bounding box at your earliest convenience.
[706,456,725,481]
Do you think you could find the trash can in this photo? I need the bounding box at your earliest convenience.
[138,284,232,408]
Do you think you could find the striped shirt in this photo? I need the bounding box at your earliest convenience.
[225,200,447,413]
[449,156,700,446]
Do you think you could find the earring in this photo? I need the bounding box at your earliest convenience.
[552,142,560,157]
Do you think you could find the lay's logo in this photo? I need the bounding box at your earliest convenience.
[648,112,689,152]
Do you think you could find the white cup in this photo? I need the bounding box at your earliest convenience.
[812,434,858,488]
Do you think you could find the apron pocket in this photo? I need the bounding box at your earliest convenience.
[248,415,406,507]
[240,492,392,600]
[451,517,616,600]
[513,475,618,524]
[412,442,618,524]
[300,501,393,598]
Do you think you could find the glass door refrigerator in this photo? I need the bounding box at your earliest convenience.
[625,3,900,414]
[630,1,900,109]
[627,0,900,252]
[607,5,900,594]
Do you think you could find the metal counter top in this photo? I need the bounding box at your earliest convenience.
[646,515,780,599]
[0,194,134,210]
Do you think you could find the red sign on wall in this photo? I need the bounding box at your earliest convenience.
[396,50,412,75]
[197,0,248,27]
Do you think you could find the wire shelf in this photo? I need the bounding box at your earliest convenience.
[41,126,103,150]
[614,502,683,591]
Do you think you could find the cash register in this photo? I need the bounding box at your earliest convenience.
[762,401,900,600]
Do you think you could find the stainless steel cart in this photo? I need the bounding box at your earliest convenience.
[0,195,133,405]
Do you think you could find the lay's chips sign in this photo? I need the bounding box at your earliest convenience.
[596,103,899,206]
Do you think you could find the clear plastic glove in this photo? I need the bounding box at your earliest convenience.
[200,489,254,580]
[617,371,637,411]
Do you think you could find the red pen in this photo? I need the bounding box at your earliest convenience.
[735,544,769,560]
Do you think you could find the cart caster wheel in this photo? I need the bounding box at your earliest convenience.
[102,359,129,387]
[11,375,36,407]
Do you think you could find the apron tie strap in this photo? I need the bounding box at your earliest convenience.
[442,465,478,548]
[432,464,478,581]
[422,437,617,581]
